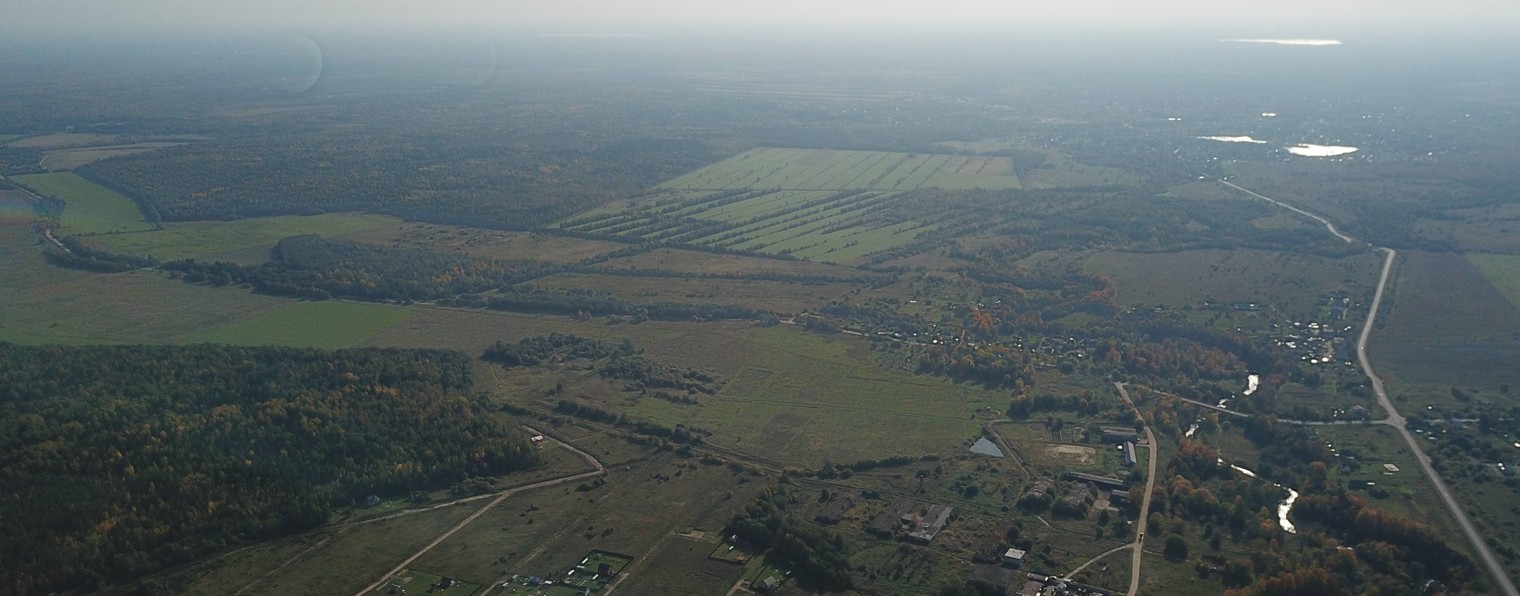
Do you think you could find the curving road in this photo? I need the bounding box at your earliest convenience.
[1221,180,1518,596]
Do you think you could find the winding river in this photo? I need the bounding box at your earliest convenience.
[1225,461,1299,533]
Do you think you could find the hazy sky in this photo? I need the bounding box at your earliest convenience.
[6,0,1517,33]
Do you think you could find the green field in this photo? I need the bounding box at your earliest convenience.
[658,148,1021,191]
[550,325,1006,466]
[0,227,293,344]
[12,172,155,235]
[556,148,1027,263]
[1467,252,1520,311]
[86,212,402,262]
[1086,248,1383,318]
[199,301,416,348]
[1373,251,1520,410]
[5,132,118,149]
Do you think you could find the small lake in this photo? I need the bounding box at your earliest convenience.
[1198,135,1268,144]
[1286,144,1358,157]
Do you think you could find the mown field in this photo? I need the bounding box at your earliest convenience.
[86,213,402,262]
[657,148,1022,192]
[558,187,935,264]
[554,147,1026,264]
[198,300,416,349]
[12,172,156,235]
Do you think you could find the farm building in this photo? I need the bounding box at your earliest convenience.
[1120,442,1137,467]
[908,504,954,543]
[1065,471,1128,490]
[1100,426,1139,444]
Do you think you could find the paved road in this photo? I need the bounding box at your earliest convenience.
[1113,382,1157,596]
[1221,180,1519,596]
[358,427,606,596]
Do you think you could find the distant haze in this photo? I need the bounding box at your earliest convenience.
[3,0,1518,36]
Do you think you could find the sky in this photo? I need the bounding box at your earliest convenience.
[5,0,1518,34]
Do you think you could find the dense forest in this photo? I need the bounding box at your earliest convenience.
[0,343,537,594]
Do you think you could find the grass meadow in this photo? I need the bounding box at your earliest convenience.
[533,325,1007,466]
[1468,252,1520,310]
[1086,248,1383,317]
[0,227,291,344]
[86,213,402,262]
[12,172,156,235]
[1373,251,1520,410]
[198,300,416,349]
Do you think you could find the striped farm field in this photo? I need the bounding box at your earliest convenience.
[657,147,1020,192]
[556,148,1012,263]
